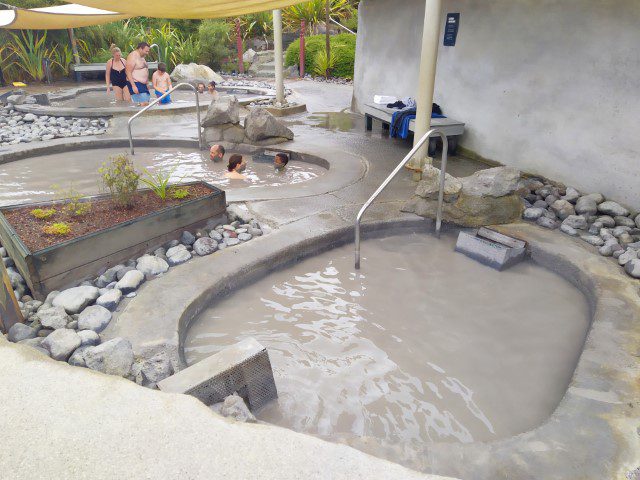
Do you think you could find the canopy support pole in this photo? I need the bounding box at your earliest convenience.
[408,0,443,172]
[273,9,285,105]
[67,28,80,65]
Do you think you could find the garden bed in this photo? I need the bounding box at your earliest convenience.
[0,181,226,299]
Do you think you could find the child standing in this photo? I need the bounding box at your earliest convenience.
[152,63,172,104]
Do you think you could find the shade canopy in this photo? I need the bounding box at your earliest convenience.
[66,0,308,19]
[0,4,128,29]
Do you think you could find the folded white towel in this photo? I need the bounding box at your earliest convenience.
[373,95,397,105]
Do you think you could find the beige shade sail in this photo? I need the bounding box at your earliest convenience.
[0,4,129,29]
[67,0,309,19]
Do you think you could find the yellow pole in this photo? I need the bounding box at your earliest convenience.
[408,0,443,172]
[273,9,285,105]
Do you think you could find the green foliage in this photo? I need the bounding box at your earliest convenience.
[52,184,92,216]
[49,44,74,76]
[169,186,191,200]
[313,48,335,78]
[99,154,140,208]
[43,222,71,236]
[283,0,355,34]
[30,208,56,220]
[174,34,202,65]
[140,168,176,202]
[6,30,50,81]
[220,60,251,74]
[197,20,232,70]
[286,33,355,79]
[233,12,273,41]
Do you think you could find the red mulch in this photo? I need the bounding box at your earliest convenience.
[2,184,213,253]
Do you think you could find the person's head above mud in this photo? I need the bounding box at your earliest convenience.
[210,144,225,162]
[224,154,247,180]
[274,152,289,170]
[197,83,205,94]
[136,41,150,57]
[208,81,217,93]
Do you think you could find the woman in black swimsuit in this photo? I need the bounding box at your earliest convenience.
[105,44,131,102]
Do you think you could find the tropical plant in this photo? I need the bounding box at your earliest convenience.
[49,44,74,76]
[197,20,232,69]
[286,33,355,78]
[169,186,191,200]
[30,208,56,220]
[140,168,177,202]
[146,23,179,68]
[173,34,201,65]
[6,30,51,81]
[43,222,71,236]
[313,48,335,78]
[283,0,355,34]
[99,154,140,208]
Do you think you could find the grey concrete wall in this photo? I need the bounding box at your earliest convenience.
[353,0,640,208]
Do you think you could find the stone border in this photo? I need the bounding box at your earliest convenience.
[0,137,366,203]
[109,213,640,479]
[15,85,275,118]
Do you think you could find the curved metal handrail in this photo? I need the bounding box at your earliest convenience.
[355,128,449,269]
[149,43,162,64]
[330,17,356,35]
[127,82,204,155]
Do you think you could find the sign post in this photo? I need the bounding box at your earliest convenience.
[299,20,306,78]
[0,261,23,334]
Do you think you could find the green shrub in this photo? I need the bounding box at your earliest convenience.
[140,168,175,202]
[197,20,232,70]
[30,208,56,220]
[52,185,92,216]
[313,49,335,78]
[43,222,71,236]
[285,33,355,79]
[169,186,191,200]
[99,154,140,208]
[220,60,251,74]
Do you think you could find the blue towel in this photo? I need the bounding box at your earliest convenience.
[391,110,446,139]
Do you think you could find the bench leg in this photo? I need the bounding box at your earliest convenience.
[428,137,437,157]
[447,136,459,155]
[365,114,372,131]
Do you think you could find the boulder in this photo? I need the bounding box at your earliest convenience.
[536,217,559,229]
[201,95,240,127]
[218,394,257,423]
[615,216,636,228]
[550,200,575,220]
[560,224,578,236]
[523,207,545,220]
[181,231,196,245]
[136,255,169,278]
[131,351,174,387]
[414,165,462,202]
[636,213,640,229]
[193,237,218,256]
[562,215,588,230]
[115,270,145,294]
[243,48,258,64]
[96,289,122,311]
[68,345,93,367]
[244,108,294,143]
[78,329,100,347]
[170,63,223,84]
[203,124,246,144]
[34,305,71,330]
[42,328,81,361]
[561,187,580,203]
[166,245,192,266]
[402,166,523,228]
[84,337,134,377]
[618,249,637,266]
[625,259,640,279]
[598,201,629,217]
[575,196,598,215]
[8,323,36,343]
[77,305,112,333]
[52,286,100,314]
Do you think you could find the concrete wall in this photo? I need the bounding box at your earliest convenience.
[353,0,640,209]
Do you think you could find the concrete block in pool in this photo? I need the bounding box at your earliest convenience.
[158,338,278,411]
[455,227,527,271]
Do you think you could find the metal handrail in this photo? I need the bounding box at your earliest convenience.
[355,128,449,269]
[127,82,204,155]
[149,43,162,64]
[330,17,356,35]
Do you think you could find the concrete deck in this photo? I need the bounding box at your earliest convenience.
[1,79,638,479]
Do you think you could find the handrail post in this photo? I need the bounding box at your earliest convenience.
[355,128,449,269]
[128,82,203,155]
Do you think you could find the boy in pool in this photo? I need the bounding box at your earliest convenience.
[274,152,289,171]
[210,144,225,162]
[196,82,206,94]
[152,63,172,104]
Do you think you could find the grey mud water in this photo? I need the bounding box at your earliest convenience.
[184,231,590,471]
[0,147,325,206]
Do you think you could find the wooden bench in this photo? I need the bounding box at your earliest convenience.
[363,103,465,155]
[70,62,159,82]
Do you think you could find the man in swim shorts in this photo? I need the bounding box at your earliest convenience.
[126,42,151,106]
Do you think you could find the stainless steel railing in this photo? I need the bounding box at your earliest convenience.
[127,82,204,155]
[355,128,449,269]
[329,17,356,35]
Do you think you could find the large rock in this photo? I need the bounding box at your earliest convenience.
[68,345,92,367]
[218,394,256,423]
[201,95,240,127]
[42,328,81,361]
[84,337,134,377]
[575,196,598,215]
[203,123,246,144]
[131,351,174,387]
[115,270,145,294]
[33,305,71,330]
[243,48,258,64]
[244,108,294,143]
[166,244,192,266]
[562,215,588,230]
[136,255,169,278]
[78,329,100,347]
[414,165,462,202]
[625,259,640,279]
[8,323,36,343]
[170,63,223,84]
[403,166,523,228]
[96,289,122,311]
[193,237,218,256]
[52,286,100,314]
[550,199,576,220]
[77,305,112,333]
[598,201,629,217]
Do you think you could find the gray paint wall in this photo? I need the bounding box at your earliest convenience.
[353,0,640,208]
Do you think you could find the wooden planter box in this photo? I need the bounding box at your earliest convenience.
[0,181,226,300]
